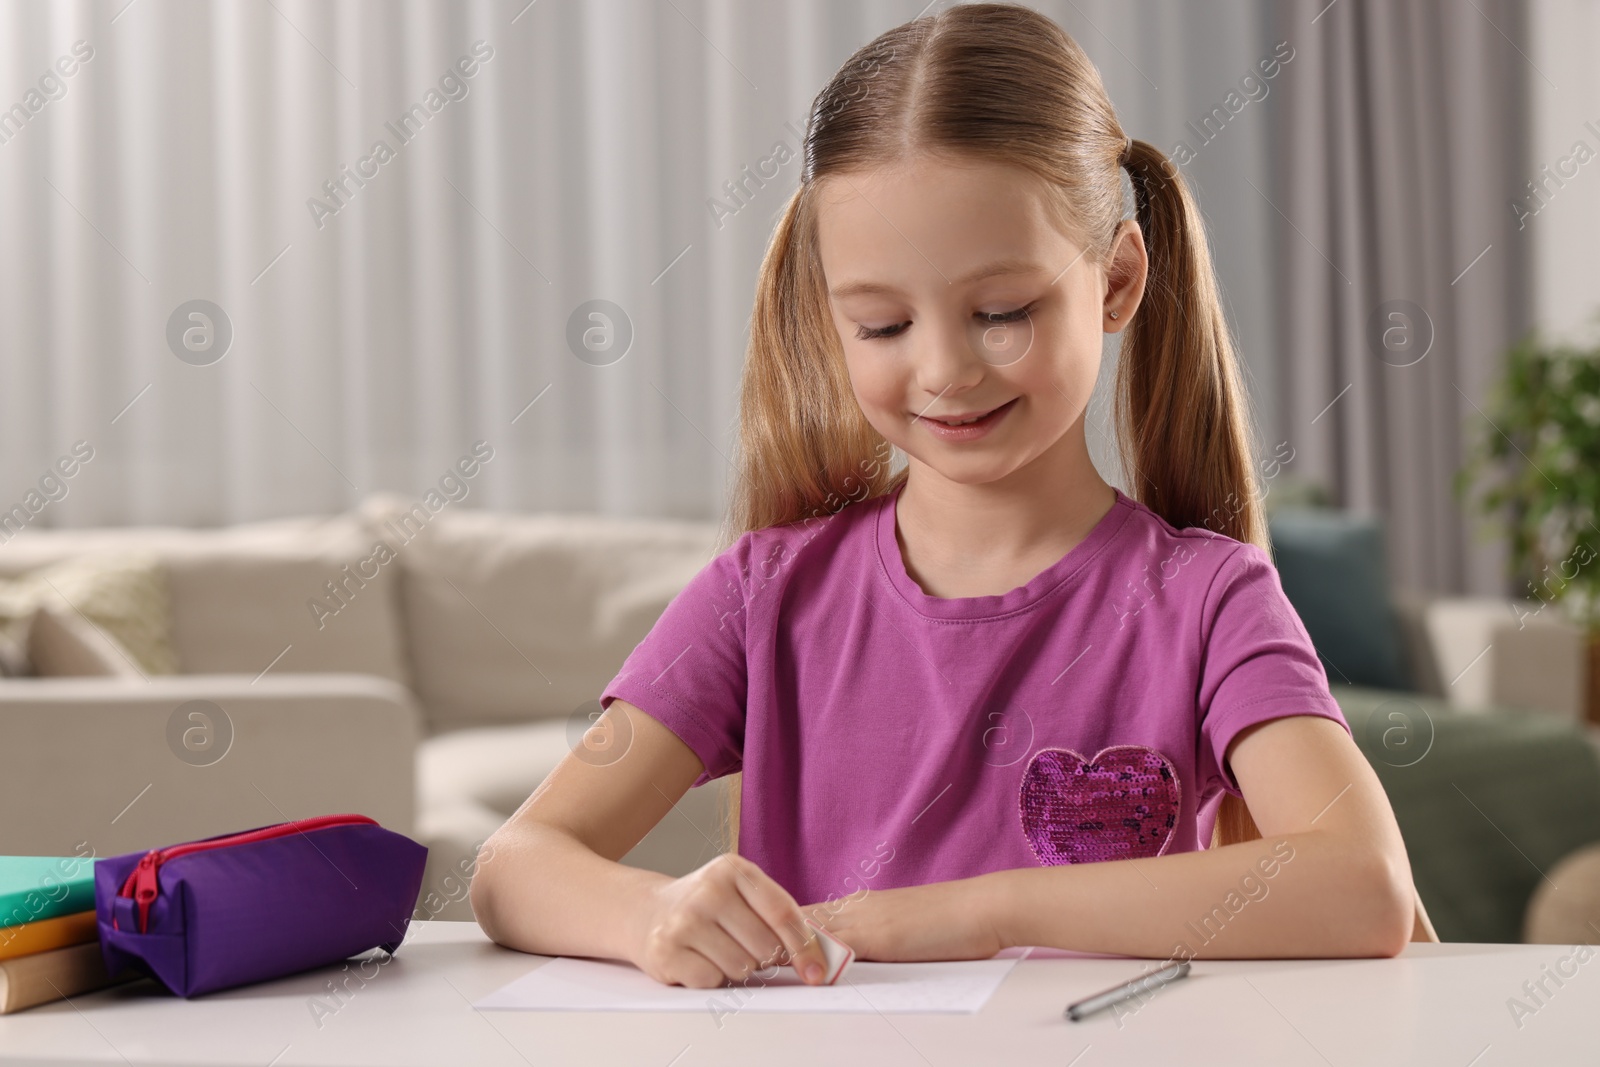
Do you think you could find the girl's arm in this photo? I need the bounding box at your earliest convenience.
[470,700,833,987]
[811,715,1417,961]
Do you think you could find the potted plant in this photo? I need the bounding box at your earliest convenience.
[1455,328,1600,723]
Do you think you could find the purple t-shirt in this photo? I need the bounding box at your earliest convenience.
[599,483,1347,906]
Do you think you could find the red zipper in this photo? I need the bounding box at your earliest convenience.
[115,814,377,933]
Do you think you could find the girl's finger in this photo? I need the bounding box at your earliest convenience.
[668,946,732,990]
[724,857,831,983]
[716,897,791,973]
[688,922,764,986]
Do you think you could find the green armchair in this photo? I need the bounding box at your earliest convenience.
[1268,503,1600,942]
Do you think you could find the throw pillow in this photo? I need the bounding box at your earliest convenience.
[26,596,147,677]
[1267,506,1412,691]
[0,552,179,676]
[0,624,29,676]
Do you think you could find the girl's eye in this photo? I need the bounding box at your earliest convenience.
[853,301,1039,343]
[855,321,909,341]
[982,301,1039,325]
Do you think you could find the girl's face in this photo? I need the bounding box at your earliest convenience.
[816,155,1144,489]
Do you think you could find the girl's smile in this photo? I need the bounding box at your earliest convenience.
[915,395,1020,440]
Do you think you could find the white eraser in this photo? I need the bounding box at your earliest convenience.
[805,918,855,985]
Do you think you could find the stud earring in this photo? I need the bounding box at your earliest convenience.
[1108,311,1119,320]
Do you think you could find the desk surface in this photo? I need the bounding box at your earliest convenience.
[0,922,1591,1066]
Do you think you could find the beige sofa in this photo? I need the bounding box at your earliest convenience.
[0,492,727,921]
[4,492,1591,932]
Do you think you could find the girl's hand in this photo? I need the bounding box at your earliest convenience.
[804,876,1008,963]
[630,852,833,989]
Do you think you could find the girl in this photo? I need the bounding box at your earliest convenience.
[472,2,1421,989]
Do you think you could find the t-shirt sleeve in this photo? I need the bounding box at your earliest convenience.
[597,533,752,788]
[1195,542,1350,796]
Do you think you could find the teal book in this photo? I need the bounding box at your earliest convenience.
[0,855,98,930]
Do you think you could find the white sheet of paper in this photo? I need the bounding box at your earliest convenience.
[474,953,1023,1014]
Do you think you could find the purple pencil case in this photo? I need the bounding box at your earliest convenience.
[95,813,428,998]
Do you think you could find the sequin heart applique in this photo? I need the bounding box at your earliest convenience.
[1018,746,1180,865]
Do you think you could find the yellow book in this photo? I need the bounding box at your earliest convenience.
[0,910,97,962]
[0,940,135,1015]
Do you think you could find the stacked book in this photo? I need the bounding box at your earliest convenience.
[1,854,133,1014]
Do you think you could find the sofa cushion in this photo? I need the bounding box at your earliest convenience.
[1267,506,1411,691]
[0,513,410,686]
[415,721,729,921]
[362,492,719,732]
[419,719,574,817]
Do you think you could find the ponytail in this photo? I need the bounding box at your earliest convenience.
[1118,139,1269,848]
[1117,139,1267,551]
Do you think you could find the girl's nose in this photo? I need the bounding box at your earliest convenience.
[913,314,988,396]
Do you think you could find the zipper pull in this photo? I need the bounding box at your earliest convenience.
[129,851,161,934]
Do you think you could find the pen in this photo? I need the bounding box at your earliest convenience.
[1063,960,1191,1021]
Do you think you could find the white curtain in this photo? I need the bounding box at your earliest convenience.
[0,0,1276,528]
[1266,0,1533,597]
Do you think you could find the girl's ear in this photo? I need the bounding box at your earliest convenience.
[1103,219,1149,333]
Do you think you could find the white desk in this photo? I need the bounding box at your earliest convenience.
[0,922,1591,1065]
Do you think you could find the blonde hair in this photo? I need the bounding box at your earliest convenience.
[716,2,1267,855]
